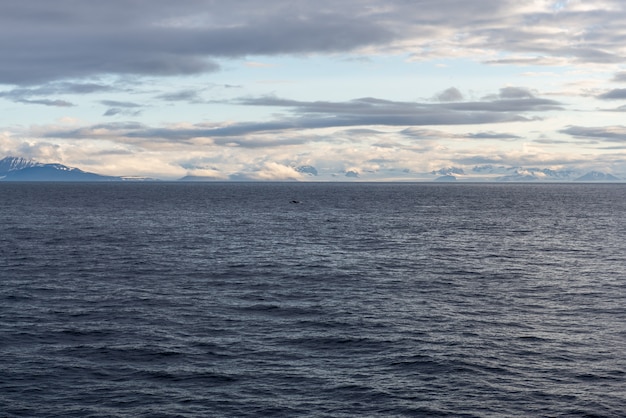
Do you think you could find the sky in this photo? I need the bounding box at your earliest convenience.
[2,0,626,180]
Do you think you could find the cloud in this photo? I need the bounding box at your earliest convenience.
[47,94,561,142]
[0,82,113,97]
[14,99,74,107]
[0,82,113,105]
[444,98,560,112]
[237,94,562,123]
[99,100,144,117]
[9,116,626,181]
[100,100,142,108]
[399,128,520,141]
[228,162,304,181]
[484,56,569,66]
[0,1,393,85]
[433,87,464,102]
[400,128,455,139]
[597,88,626,100]
[103,108,123,116]
[560,125,626,142]
[156,90,203,102]
[480,87,537,101]
[466,131,521,140]
[604,104,626,112]
[497,87,535,99]
[612,71,626,82]
[3,1,626,85]
[39,90,562,143]
[245,61,277,68]
[4,2,626,180]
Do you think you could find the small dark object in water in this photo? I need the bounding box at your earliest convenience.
[290,200,301,204]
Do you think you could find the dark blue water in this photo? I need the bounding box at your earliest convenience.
[1,183,625,417]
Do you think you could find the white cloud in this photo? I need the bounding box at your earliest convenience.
[245,61,277,68]
[226,162,305,181]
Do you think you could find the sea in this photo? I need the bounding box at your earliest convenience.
[1,182,625,417]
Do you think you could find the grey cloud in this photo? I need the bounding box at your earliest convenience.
[47,110,525,143]
[560,125,626,142]
[0,41,220,85]
[481,87,536,101]
[0,82,113,105]
[100,100,142,108]
[48,122,147,138]
[483,56,564,66]
[605,104,626,112]
[400,128,451,139]
[454,156,504,165]
[367,158,398,164]
[44,92,562,142]
[102,105,142,117]
[498,87,534,99]
[99,100,143,117]
[212,136,313,148]
[445,98,560,112]
[47,120,303,142]
[104,108,123,116]
[465,14,626,65]
[0,1,394,85]
[612,72,626,82]
[0,82,113,97]
[157,90,203,102]
[434,87,463,102]
[16,98,74,107]
[341,128,386,135]
[571,48,622,65]
[53,82,113,94]
[467,132,521,139]
[3,1,626,85]
[597,89,626,100]
[400,128,521,140]
[534,138,575,144]
[238,95,562,116]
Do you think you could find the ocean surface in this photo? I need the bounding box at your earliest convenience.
[1,182,625,417]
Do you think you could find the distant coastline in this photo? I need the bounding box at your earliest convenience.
[0,156,623,182]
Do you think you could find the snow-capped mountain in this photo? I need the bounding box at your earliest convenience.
[429,164,622,182]
[493,168,620,182]
[0,157,39,176]
[574,171,620,182]
[295,165,318,176]
[0,156,138,181]
[431,167,465,176]
[472,165,579,181]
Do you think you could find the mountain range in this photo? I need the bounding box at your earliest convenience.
[0,156,622,182]
[0,156,142,181]
[464,165,621,182]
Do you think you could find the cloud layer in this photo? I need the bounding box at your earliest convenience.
[3,1,626,84]
[2,1,626,179]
